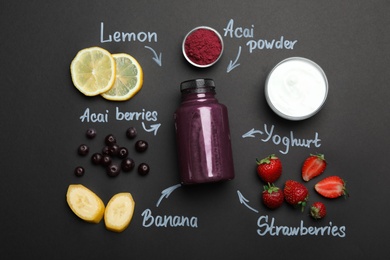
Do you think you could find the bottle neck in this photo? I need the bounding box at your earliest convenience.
[181,90,217,102]
[180,79,217,102]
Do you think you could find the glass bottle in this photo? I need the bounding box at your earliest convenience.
[174,79,235,184]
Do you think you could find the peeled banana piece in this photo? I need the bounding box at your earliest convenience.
[66,184,105,223]
[104,192,135,232]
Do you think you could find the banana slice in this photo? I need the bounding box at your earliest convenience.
[66,184,105,223]
[104,192,135,232]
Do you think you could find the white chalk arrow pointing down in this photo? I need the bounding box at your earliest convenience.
[227,46,241,73]
[145,46,162,66]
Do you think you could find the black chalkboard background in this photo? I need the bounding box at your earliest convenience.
[1,1,389,259]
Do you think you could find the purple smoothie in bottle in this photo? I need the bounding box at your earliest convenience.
[174,79,235,184]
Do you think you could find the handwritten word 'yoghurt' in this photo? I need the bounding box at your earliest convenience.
[242,124,321,154]
[223,19,298,53]
[141,209,198,228]
[79,107,158,123]
[257,215,346,237]
[100,22,157,43]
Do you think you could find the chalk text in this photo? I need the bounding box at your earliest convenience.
[261,124,321,154]
[223,19,298,53]
[79,107,158,123]
[141,209,198,228]
[100,22,157,43]
[257,215,346,237]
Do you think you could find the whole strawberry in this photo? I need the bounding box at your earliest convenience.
[256,154,282,183]
[283,180,309,212]
[315,176,348,199]
[262,183,284,209]
[310,202,327,220]
[301,153,327,181]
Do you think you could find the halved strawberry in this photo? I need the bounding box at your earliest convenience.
[301,153,326,181]
[314,176,348,199]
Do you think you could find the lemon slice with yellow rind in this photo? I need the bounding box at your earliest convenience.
[101,53,143,101]
[66,184,105,223]
[104,192,135,232]
[70,47,116,96]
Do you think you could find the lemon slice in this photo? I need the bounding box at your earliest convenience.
[66,184,105,223]
[70,47,116,96]
[101,53,143,101]
[104,192,135,232]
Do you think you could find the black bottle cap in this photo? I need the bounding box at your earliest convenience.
[180,79,215,94]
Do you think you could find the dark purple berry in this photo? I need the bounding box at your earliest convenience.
[138,163,150,175]
[135,140,148,153]
[126,127,137,139]
[117,147,128,159]
[78,144,89,156]
[109,144,120,156]
[101,155,112,166]
[91,153,103,165]
[102,144,119,156]
[102,146,111,155]
[74,166,85,177]
[86,128,97,139]
[121,158,135,172]
[105,134,116,146]
[106,163,120,177]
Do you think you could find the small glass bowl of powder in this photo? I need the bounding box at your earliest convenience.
[182,26,224,68]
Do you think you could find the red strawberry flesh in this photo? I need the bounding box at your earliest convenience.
[315,176,348,199]
[302,153,326,182]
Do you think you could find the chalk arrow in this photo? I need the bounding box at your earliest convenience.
[242,128,263,138]
[237,190,259,213]
[227,46,241,73]
[142,122,161,136]
[145,46,162,66]
[156,184,182,207]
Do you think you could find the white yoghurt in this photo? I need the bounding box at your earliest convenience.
[265,57,328,120]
